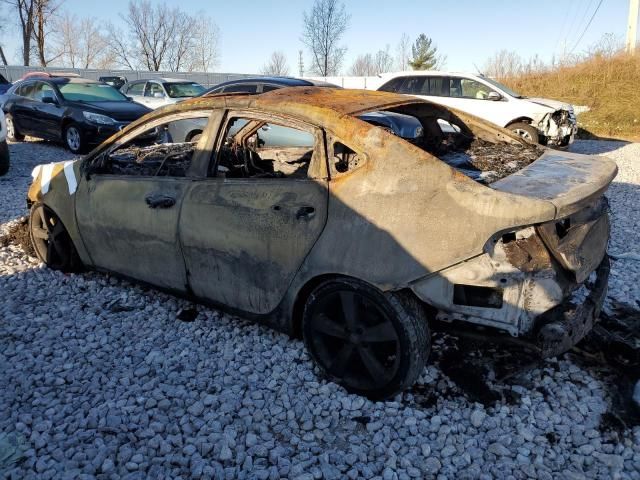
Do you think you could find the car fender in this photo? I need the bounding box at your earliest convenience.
[28,160,91,264]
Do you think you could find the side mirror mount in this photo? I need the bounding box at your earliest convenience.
[487,91,502,101]
[42,92,58,105]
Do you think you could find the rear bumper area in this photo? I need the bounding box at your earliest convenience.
[536,255,609,357]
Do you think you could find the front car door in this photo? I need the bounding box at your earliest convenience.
[143,81,168,109]
[75,110,216,291]
[32,81,64,139]
[179,110,328,314]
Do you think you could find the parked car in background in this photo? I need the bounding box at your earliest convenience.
[99,76,128,90]
[0,74,12,95]
[378,71,577,147]
[122,78,206,109]
[27,87,615,399]
[204,76,339,94]
[0,110,9,176]
[0,76,151,153]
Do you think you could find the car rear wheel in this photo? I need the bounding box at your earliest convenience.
[509,122,539,144]
[29,203,82,272]
[64,124,87,154]
[5,114,25,142]
[302,278,430,400]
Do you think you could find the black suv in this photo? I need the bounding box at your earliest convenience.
[0,76,151,153]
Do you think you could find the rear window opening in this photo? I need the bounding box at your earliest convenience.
[366,104,542,184]
[453,285,504,309]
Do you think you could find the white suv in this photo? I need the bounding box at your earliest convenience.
[0,110,9,176]
[377,71,577,147]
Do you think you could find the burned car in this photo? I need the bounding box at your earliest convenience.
[27,88,616,399]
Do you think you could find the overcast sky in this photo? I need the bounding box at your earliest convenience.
[0,0,634,74]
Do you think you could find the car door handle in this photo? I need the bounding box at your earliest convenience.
[145,194,175,209]
[296,206,316,220]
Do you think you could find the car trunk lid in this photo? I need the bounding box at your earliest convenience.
[489,150,617,218]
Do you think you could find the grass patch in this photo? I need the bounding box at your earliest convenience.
[500,53,640,141]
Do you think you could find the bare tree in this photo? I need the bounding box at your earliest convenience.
[374,45,393,74]
[108,2,220,72]
[184,15,220,72]
[261,51,289,76]
[4,0,36,65]
[53,13,107,68]
[302,0,350,76]
[105,22,136,70]
[349,53,374,76]
[483,50,523,79]
[122,0,176,71]
[349,47,393,76]
[166,10,195,72]
[32,0,62,66]
[395,33,410,71]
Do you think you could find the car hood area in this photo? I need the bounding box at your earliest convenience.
[66,100,151,121]
[526,96,573,112]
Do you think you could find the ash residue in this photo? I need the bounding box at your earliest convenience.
[0,218,36,258]
[440,140,541,184]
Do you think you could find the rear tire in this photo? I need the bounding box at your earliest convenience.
[29,203,82,272]
[5,114,25,142]
[302,278,430,400]
[509,122,539,144]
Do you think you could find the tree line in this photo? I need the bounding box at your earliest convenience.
[1,0,220,71]
[1,0,446,76]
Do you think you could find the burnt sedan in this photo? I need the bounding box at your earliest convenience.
[26,88,616,399]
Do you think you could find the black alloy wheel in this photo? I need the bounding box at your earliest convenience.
[303,278,430,400]
[29,203,81,271]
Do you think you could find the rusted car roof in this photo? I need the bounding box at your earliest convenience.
[185,87,423,118]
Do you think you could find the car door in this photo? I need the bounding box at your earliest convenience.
[179,111,329,314]
[443,77,514,127]
[125,81,146,105]
[75,111,215,291]
[11,81,40,135]
[143,81,168,109]
[31,81,65,139]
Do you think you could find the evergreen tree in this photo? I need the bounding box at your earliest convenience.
[408,34,440,70]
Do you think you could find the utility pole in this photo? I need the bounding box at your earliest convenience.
[627,0,639,55]
[298,50,304,77]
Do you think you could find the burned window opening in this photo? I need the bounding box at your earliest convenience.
[216,118,314,179]
[333,142,361,174]
[369,104,542,184]
[453,285,504,309]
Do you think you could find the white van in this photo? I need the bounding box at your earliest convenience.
[377,71,577,147]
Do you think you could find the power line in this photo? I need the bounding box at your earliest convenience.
[569,0,606,54]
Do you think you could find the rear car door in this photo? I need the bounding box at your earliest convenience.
[124,81,146,105]
[179,111,328,314]
[11,81,40,135]
[75,111,215,291]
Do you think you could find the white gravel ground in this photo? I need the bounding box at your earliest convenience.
[1,139,639,479]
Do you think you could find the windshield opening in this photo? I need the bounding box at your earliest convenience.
[59,83,128,102]
[480,77,524,99]
[164,82,205,98]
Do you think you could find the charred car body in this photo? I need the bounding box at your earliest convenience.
[26,88,615,399]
